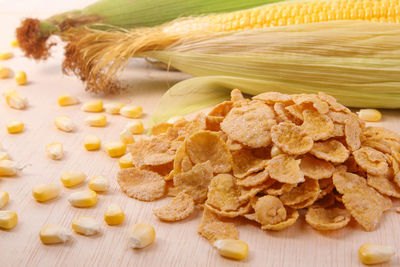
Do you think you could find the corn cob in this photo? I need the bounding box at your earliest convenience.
[16,0,284,60]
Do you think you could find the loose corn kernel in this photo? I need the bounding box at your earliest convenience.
[0,66,11,79]
[119,128,135,144]
[0,191,9,209]
[359,243,395,265]
[0,160,17,177]
[6,119,24,134]
[39,225,72,244]
[81,100,103,112]
[84,134,101,151]
[104,142,126,157]
[14,71,27,85]
[60,170,86,187]
[119,153,133,168]
[104,203,125,226]
[58,95,79,106]
[88,175,109,192]
[271,145,283,157]
[54,116,75,132]
[2,89,28,110]
[68,190,97,208]
[214,239,249,261]
[358,109,382,122]
[71,216,100,236]
[128,223,155,248]
[85,114,107,127]
[0,52,13,60]
[125,121,144,135]
[0,210,17,230]
[46,142,63,160]
[120,105,143,118]
[32,184,61,202]
[10,39,19,47]
[0,151,10,161]
[104,102,125,114]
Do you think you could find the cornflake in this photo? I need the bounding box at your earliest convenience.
[305,207,351,230]
[300,155,334,180]
[153,192,195,221]
[268,154,304,184]
[271,122,313,155]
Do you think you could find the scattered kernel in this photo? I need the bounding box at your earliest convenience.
[46,142,63,160]
[119,153,133,168]
[104,142,126,157]
[0,191,9,209]
[358,243,394,265]
[214,239,249,261]
[39,225,72,244]
[0,52,13,60]
[128,223,155,248]
[0,160,17,177]
[104,203,125,225]
[0,151,9,161]
[32,184,61,202]
[0,66,11,79]
[0,210,17,230]
[104,102,125,114]
[6,119,24,134]
[2,89,28,110]
[358,109,382,122]
[72,216,100,236]
[125,121,144,134]
[14,71,27,85]
[119,128,135,144]
[88,175,109,192]
[68,190,97,208]
[85,114,107,127]
[84,134,101,151]
[60,170,86,187]
[120,105,143,119]
[10,39,19,47]
[54,116,75,132]
[81,100,103,112]
[58,95,79,106]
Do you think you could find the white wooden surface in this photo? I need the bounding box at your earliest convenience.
[1,1,400,266]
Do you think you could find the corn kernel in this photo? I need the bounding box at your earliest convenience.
[46,142,63,160]
[0,151,10,161]
[0,52,13,60]
[0,160,17,177]
[68,190,97,208]
[119,128,135,144]
[120,105,143,119]
[6,119,24,134]
[72,216,100,236]
[214,239,249,261]
[81,100,103,112]
[128,223,155,248]
[85,114,107,127]
[39,225,72,244]
[0,66,11,79]
[104,142,126,158]
[32,184,61,202]
[2,89,28,110]
[10,39,19,47]
[358,109,382,122]
[15,71,27,85]
[58,95,79,106]
[60,170,86,187]
[104,203,125,225]
[0,191,9,209]
[84,134,101,151]
[0,210,17,230]
[88,175,109,192]
[125,121,144,135]
[358,243,395,265]
[104,102,125,114]
[54,116,75,132]
[119,153,133,168]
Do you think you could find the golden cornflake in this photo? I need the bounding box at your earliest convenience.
[151,122,172,135]
[253,92,292,104]
[265,182,295,196]
[318,178,334,199]
[344,118,362,152]
[173,140,193,174]
[310,140,350,163]
[271,122,313,155]
[300,155,334,180]
[253,196,286,226]
[367,174,400,198]
[292,94,329,114]
[318,92,351,113]
[153,192,195,221]
[353,147,389,176]
[305,207,351,231]
[332,169,367,195]
[273,102,301,124]
[231,148,265,178]
[268,154,304,184]
[280,179,320,208]
[301,109,334,141]
[260,208,299,231]
[236,169,269,187]
[206,174,242,212]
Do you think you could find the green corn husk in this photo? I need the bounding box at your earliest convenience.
[16,0,284,60]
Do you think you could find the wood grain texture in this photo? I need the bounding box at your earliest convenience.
[1,1,400,267]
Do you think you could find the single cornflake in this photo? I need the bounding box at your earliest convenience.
[253,196,287,226]
[312,192,336,209]
[117,167,166,201]
[318,178,334,199]
[301,109,334,141]
[205,115,223,131]
[260,208,299,231]
[367,174,400,198]
[238,184,270,203]
[173,139,193,174]
[151,122,172,136]
[265,182,295,196]
[153,192,195,221]
[318,92,351,113]
[363,126,400,142]
[206,174,242,212]
[310,140,350,163]
[332,169,367,195]
[208,101,233,117]
[280,178,320,207]
[236,169,269,187]
[285,104,305,121]
[166,113,206,141]
[327,111,355,124]
[300,155,335,180]
[362,139,393,154]
[273,102,301,124]
[253,92,292,104]
[142,161,173,177]
[305,207,351,230]
[292,94,329,114]
[268,154,304,184]
[271,122,313,155]
[230,88,245,102]
[353,147,390,176]
[231,148,266,178]
[344,118,362,151]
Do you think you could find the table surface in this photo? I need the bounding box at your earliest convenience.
[1,1,400,267]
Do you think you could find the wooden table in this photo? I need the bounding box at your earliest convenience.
[1,1,400,266]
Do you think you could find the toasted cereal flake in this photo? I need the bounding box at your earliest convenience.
[206,115,223,131]
[220,101,276,148]
[254,196,286,226]
[230,89,245,102]
[208,101,233,117]
[173,139,192,174]
[331,123,345,138]
[363,127,400,142]
[206,202,251,218]
[253,92,292,104]
[271,122,313,155]
[289,193,320,209]
[236,169,269,187]
[261,208,299,231]
[305,207,351,230]
[268,154,304,184]
[151,122,172,135]
[353,147,389,176]
[362,139,393,154]
[292,94,329,114]
[186,131,232,174]
[231,149,265,179]
[327,111,355,124]
[173,161,213,203]
[280,178,320,206]
[273,102,301,124]
[265,182,295,196]
[301,109,333,141]
[367,174,400,198]
[312,192,336,208]
[198,208,238,244]
[206,174,241,212]
[167,113,207,141]
[285,104,304,121]
[300,155,334,180]
[310,140,350,163]
[238,184,269,203]
[318,178,334,199]
[318,92,351,113]
[117,167,166,201]
[332,170,367,195]
[153,192,195,221]
[344,118,362,152]
[141,161,173,177]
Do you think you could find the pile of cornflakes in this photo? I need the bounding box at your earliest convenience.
[118,89,400,247]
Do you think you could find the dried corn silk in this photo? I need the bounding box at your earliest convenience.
[260,208,299,231]
[253,92,292,104]
[236,169,269,187]
[117,167,166,201]
[271,122,313,155]
[206,174,241,212]
[300,155,334,180]
[153,192,195,221]
[310,140,349,163]
[173,161,213,203]
[186,131,232,174]
[344,118,362,152]
[220,101,276,148]
[265,182,295,196]
[254,196,286,226]
[301,109,333,141]
[231,148,265,178]
[367,174,400,198]
[332,169,367,195]
[353,147,389,176]
[280,179,320,207]
[268,154,304,184]
[305,207,351,231]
